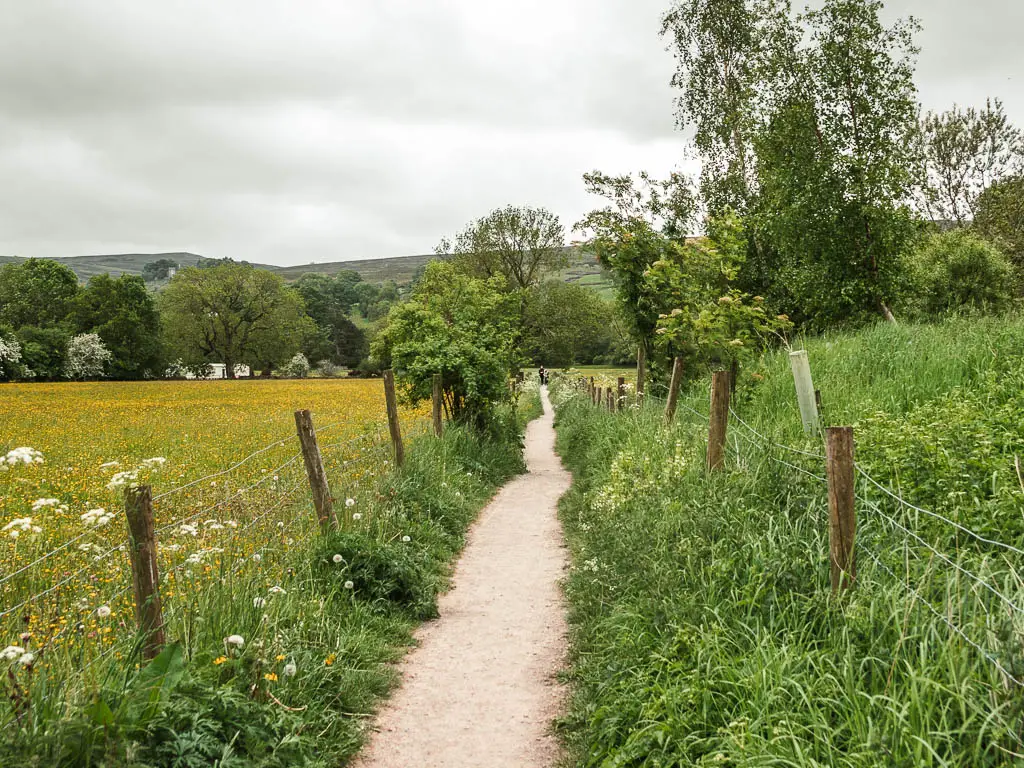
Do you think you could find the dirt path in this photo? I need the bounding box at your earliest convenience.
[354,386,571,768]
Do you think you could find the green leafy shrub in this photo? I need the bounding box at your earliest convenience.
[314,531,439,619]
[906,229,1016,316]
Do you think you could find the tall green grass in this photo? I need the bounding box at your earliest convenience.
[1,414,528,767]
[553,315,1024,767]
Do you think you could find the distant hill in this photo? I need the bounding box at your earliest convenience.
[0,247,615,294]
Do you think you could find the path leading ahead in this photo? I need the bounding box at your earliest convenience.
[355,386,571,768]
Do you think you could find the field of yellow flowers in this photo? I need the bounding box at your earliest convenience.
[0,379,428,689]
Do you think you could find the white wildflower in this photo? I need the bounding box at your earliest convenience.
[226,634,244,648]
[178,524,199,537]
[81,508,114,526]
[402,535,411,543]
[352,513,362,521]
[283,661,297,677]
[18,652,34,667]
[345,498,355,508]
[225,520,237,528]
[99,461,119,470]
[31,498,61,511]
[252,553,262,563]
[1,447,44,467]
[343,580,354,590]
[268,586,286,595]
[253,597,266,609]
[106,470,139,491]
[96,605,111,619]
[0,645,24,662]
[140,457,166,469]
[332,554,343,564]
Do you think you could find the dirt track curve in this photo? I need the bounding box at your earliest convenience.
[354,386,571,768]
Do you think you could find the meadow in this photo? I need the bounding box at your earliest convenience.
[0,378,520,765]
[553,316,1024,766]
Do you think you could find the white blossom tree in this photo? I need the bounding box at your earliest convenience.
[64,333,113,380]
[0,333,28,381]
[282,352,310,378]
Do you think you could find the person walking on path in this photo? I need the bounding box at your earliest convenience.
[355,385,570,768]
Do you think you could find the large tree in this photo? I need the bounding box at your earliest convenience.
[521,282,616,367]
[72,274,165,378]
[294,271,368,366]
[372,261,517,429]
[973,175,1024,270]
[440,205,568,291]
[160,264,312,378]
[917,99,1024,226]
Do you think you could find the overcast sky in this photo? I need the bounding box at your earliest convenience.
[1,0,1021,267]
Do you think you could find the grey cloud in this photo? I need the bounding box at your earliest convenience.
[0,0,1019,265]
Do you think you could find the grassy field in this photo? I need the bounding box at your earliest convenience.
[1,379,535,765]
[553,316,1024,766]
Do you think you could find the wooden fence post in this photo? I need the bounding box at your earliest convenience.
[789,350,820,434]
[664,356,685,425]
[432,373,443,438]
[706,370,731,471]
[124,485,165,661]
[826,426,856,592]
[617,376,626,412]
[383,369,405,467]
[636,345,647,406]
[294,409,340,531]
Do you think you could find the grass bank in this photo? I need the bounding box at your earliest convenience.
[553,315,1024,766]
[2,401,532,767]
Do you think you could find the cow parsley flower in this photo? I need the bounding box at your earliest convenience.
[18,652,34,667]
[81,508,114,526]
[140,457,166,469]
[106,470,139,490]
[1,646,25,662]
[1,447,44,468]
[31,498,61,511]
[4,517,41,539]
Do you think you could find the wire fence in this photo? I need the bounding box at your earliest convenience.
[563,375,1024,687]
[0,400,432,733]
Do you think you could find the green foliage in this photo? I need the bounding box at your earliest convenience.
[294,271,369,367]
[917,98,1024,225]
[160,264,314,377]
[575,171,696,359]
[521,281,617,366]
[905,229,1015,316]
[551,317,1024,765]
[373,261,519,430]
[314,532,440,619]
[72,274,165,378]
[974,174,1024,270]
[16,325,70,381]
[440,205,568,291]
[0,258,80,329]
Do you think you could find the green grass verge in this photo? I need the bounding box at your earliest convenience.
[552,315,1024,767]
[2,414,527,767]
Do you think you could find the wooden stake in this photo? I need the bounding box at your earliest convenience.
[706,370,731,471]
[124,485,165,661]
[826,426,856,592]
[789,350,819,434]
[636,344,647,406]
[294,409,339,531]
[664,356,685,425]
[432,373,443,438]
[617,376,626,412]
[383,369,405,467]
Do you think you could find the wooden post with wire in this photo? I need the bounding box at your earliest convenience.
[124,485,166,661]
[617,376,626,412]
[664,356,685,425]
[294,409,339,532]
[383,369,406,467]
[432,373,443,438]
[706,370,731,471]
[826,426,856,592]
